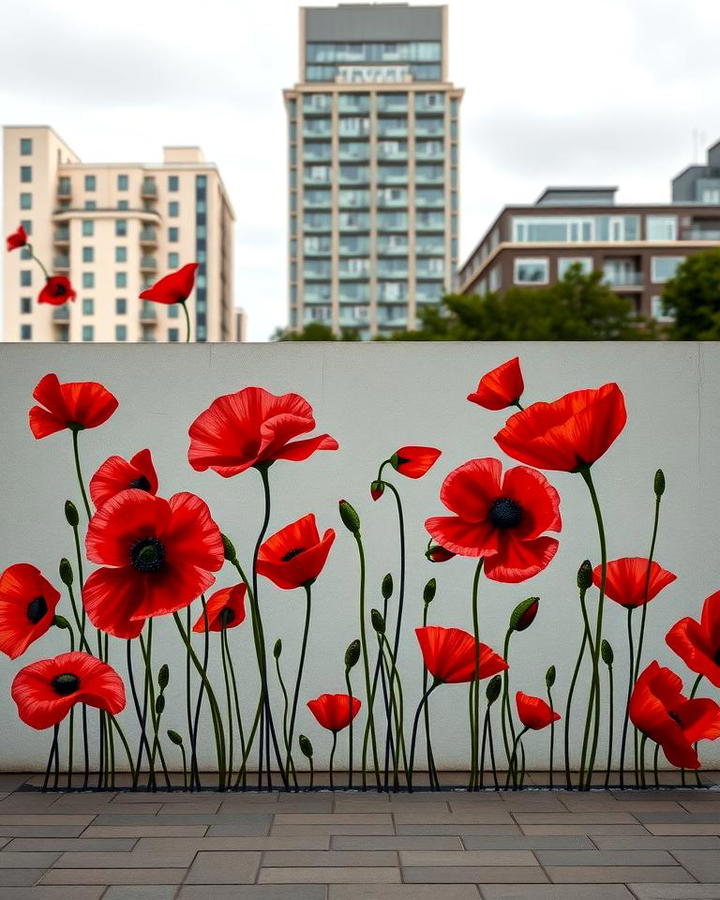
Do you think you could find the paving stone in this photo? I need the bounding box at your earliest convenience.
[535,849,676,866]
[0,871,47,887]
[397,824,521,836]
[54,849,196,867]
[273,815,392,825]
[270,824,395,837]
[332,835,462,850]
[259,867,401,884]
[0,852,60,868]
[92,813,271,829]
[629,886,720,898]
[0,827,86,838]
[520,824,649,836]
[103,889,178,900]
[39,867,188,884]
[402,867,547,884]
[178,888,327,900]
[135,836,331,852]
[670,849,720,882]
[82,826,207,838]
[0,889,105,899]
[644,823,720,835]
[593,834,720,849]
[512,812,637,824]
[394,811,514,824]
[99,804,163,816]
[0,817,93,828]
[328,887,480,899]
[479,887,634,899]
[400,851,536,866]
[546,865,693,883]
[461,835,593,850]
[156,802,222,814]
[637,812,720,822]
[5,838,137,851]
[263,851,397,867]
[184,851,262,883]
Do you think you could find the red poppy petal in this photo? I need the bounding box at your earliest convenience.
[701,591,720,648]
[164,492,224,572]
[130,564,216,621]
[666,618,720,688]
[438,458,502,521]
[28,406,67,439]
[501,465,562,538]
[82,568,145,639]
[483,536,559,583]
[86,491,172,567]
[0,564,61,660]
[425,516,498,558]
[271,433,339,462]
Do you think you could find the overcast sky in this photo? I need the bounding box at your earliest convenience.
[2,0,719,340]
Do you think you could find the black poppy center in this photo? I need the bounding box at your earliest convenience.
[281,547,306,562]
[488,497,523,530]
[219,607,235,627]
[52,673,80,696]
[668,710,683,727]
[26,595,48,624]
[714,648,720,667]
[52,282,67,297]
[130,537,165,573]
[128,475,152,492]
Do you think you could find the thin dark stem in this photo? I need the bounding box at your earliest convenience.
[345,670,354,789]
[639,734,648,787]
[501,628,517,787]
[127,640,151,788]
[469,558,484,790]
[565,628,588,790]
[619,608,636,789]
[487,715,499,790]
[287,584,312,785]
[191,597,210,790]
[67,709,74,790]
[180,745,188,791]
[604,664,614,788]
[577,583,598,787]
[379,633,408,788]
[64,575,91,654]
[653,743,660,789]
[276,651,293,786]
[226,634,248,790]
[382,480,406,679]
[422,602,439,790]
[408,680,440,792]
[355,530,380,790]
[108,715,138,787]
[185,606,195,790]
[70,429,92,520]
[181,300,191,343]
[547,687,555,790]
[234,697,263,790]
[329,731,338,791]
[504,727,529,791]
[70,523,88,649]
[43,725,58,791]
[221,627,235,783]
[479,711,489,788]
[28,247,50,279]
[82,705,89,790]
[309,756,314,791]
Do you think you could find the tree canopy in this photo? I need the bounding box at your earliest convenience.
[661,249,720,340]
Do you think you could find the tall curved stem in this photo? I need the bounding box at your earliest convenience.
[286,584,312,784]
[355,531,381,790]
[469,558,484,790]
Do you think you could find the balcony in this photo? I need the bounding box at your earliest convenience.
[53,227,70,244]
[603,270,644,287]
[139,227,158,245]
[140,302,157,322]
[53,255,70,270]
[57,181,72,198]
[141,180,157,198]
[685,229,720,241]
[52,306,70,321]
[140,256,158,272]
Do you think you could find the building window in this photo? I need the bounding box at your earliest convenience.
[20,218,32,235]
[646,216,677,241]
[651,296,675,322]
[117,174,129,190]
[558,257,593,279]
[116,247,127,263]
[20,166,32,183]
[651,256,685,283]
[82,220,94,236]
[168,304,179,318]
[116,219,127,237]
[20,324,32,340]
[168,328,180,342]
[168,201,179,217]
[116,297,127,314]
[20,270,32,286]
[169,227,179,242]
[20,138,32,155]
[115,324,127,341]
[82,298,94,315]
[84,175,96,191]
[168,252,179,268]
[20,297,31,314]
[118,200,129,210]
[701,187,720,204]
[82,273,94,288]
[20,193,32,210]
[82,246,94,263]
[514,258,549,284]
[116,272,127,288]
[168,175,179,191]
[85,201,96,210]
[82,325,94,341]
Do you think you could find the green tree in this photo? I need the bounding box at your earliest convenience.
[662,249,720,339]
[272,323,338,341]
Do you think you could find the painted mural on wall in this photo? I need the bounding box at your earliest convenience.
[2,348,720,793]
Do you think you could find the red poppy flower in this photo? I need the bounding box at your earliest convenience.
[516,691,560,730]
[307,693,361,732]
[6,225,27,251]
[415,626,508,684]
[425,457,561,583]
[188,386,339,477]
[38,275,77,306]
[593,557,677,609]
[29,373,118,440]
[468,357,524,411]
[256,514,335,590]
[0,564,61,660]
[89,449,159,508]
[12,651,125,730]
[390,446,442,479]
[139,263,198,305]
[370,481,384,502]
[426,544,456,563]
[666,590,720,688]
[192,584,247,632]
[494,383,627,472]
[629,661,720,769]
[83,489,224,639]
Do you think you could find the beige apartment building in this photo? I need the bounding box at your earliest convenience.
[3,126,235,342]
[284,4,462,338]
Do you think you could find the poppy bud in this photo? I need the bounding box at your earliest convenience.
[339,499,360,535]
[545,665,556,689]
[371,481,385,502]
[59,558,73,587]
[53,614,71,630]
[601,639,614,666]
[155,694,165,716]
[381,573,393,600]
[371,608,385,634]
[158,664,169,690]
[274,638,282,660]
[426,544,455,563]
[654,469,666,498]
[167,729,183,746]
[509,597,539,632]
[64,500,79,528]
[486,674,502,705]
[423,578,436,605]
[221,533,237,562]
[345,639,361,671]
[577,560,593,591]
[299,734,313,758]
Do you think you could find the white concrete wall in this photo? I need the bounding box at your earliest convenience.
[0,342,718,772]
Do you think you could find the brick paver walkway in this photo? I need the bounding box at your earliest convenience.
[0,773,719,898]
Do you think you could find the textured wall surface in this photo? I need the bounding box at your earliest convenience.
[0,341,718,771]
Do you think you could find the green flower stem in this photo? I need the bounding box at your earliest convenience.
[27,246,50,279]
[479,710,489,788]
[234,697,263,790]
[64,579,90,654]
[226,633,248,789]
[408,679,440,792]
[691,674,704,787]
[501,627,517,787]
[67,708,74,789]
[190,596,210,790]
[345,669,355,789]
[173,613,227,789]
[422,602,439,790]
[469,558,484,791]
[185,606,195,790]
[286,584,312,785]
[579,466,608,791]
[81,705,89,790]
[70,429,92,520]
[126,639,151,788]
[179,743,188,790]
[329,731,338,791]
[354,530,381,790]
[379,633,408,788]
[604,662,614,788]
[547,685,555,789]
[379,479,406,686]
[42,726,60,792]
[505,727,529,790]
[619,608,636,789]
[308,754,315,790]
[220,626,235,783]
[139,625,171,790]
[639,733,648,787]
[487,711,500,789]
[68,523,89,650]
[653,743,660,789]
[275,651,294,786]
[180,300,191,343]
[108,713,137,787]
[576,582,597,786]
[361,644,385,791]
